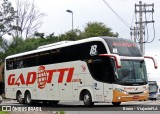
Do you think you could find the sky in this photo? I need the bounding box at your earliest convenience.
[12,0,160,87]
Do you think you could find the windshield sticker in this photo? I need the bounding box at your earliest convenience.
[113,48,118,53]
[90,45,98,56]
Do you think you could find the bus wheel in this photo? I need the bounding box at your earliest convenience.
[83,91,94,106]
[17,92,24,104]
[112,102,121,106]
[25,92,32,104]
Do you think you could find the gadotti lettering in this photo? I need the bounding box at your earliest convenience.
[113,42,136,47]
[8,66,74,89]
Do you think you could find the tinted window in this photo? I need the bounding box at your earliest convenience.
[13,57,24,69]
[6,41,108,70]
[6,53,38,70]
[68,43,86,61]
[23,54,38,67]
[87,56,115,83]
[38,50,51,65]
[6,59,13,70]
[51,48,67,63]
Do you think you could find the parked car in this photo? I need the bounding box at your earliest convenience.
[149,93,159,100]
[157,93,160,100]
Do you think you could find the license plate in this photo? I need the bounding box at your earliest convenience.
[133,95,139,99]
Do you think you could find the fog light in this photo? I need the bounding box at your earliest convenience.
[118,97,121,100]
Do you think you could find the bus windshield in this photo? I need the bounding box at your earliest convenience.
[115,60,148,85]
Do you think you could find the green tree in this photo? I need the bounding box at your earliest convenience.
[82,22,119,38]
[0,38,10,64]
[58,29,82,41]
[0,37,23,65]
[34,31,45,38]
[0,21,119,64]
[0,36,56,64]
[4,37,24,56]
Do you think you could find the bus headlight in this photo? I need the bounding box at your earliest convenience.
[153,94,157,98]
[118,97,121,100]
[115,88,128,94]
[144,89,148,94]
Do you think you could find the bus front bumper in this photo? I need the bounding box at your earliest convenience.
[112,89,149,102]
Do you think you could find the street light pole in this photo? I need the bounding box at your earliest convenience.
[66,9,73,31]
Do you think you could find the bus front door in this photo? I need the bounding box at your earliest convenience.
[103,83,113,102]
[94,81,104,102]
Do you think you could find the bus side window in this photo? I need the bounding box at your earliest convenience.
[38,50,51,65]
[23,54,38,68]
[67,43,86,61]
[13,57,24,69]
[51,48,68,64]
[6,60,13,70]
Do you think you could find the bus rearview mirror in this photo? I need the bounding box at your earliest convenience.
[99,54,121,68]
[144,56,158,69]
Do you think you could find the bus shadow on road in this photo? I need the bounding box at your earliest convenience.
[30,102,136,107]
[28,102,138,111]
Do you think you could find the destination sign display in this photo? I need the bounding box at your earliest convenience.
[103,38,142,57]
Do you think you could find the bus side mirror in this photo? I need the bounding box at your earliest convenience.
[144,56,158,69]
[99,54,121,68]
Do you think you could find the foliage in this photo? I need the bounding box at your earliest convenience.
[82,22,119,38]
[0,111,8,114]
[0,21,119,64]
[34,31,45,38]
[0,21,119,89]
[0,0,17,37]
[58,29,82,41]
[59,111,65,114]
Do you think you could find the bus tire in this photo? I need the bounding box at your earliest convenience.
[25,92,32,105]
[83,91,94,106]
[112,102,121,106]
[17,92,24,104]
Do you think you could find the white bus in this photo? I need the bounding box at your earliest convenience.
[5,37,158,106]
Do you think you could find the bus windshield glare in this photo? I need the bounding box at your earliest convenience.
[115,60,148,85]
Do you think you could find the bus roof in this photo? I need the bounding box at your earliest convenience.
[6,36,115,59]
